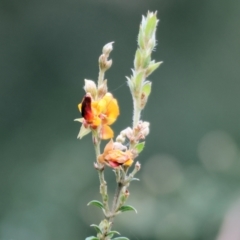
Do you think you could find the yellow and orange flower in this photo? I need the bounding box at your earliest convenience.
[78,93,119,139]
[98,139,133,168]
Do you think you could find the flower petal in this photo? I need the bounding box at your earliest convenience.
[104,139,114,152]
[78,103,82,112]
[100,125,114,140]
[81,95,94,122]
[105,98,119,125]
[108,161,121,168]
[123,159,134,167]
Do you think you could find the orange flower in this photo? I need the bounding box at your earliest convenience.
[98,139,133,168]
[78,93,119,139]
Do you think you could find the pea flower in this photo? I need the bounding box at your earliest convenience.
[98,139,133,168]
[76,92,119,139]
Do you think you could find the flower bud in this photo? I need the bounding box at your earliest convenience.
[135,161,141,171]
[99,55,112,71]
[145,11,158,40]
[83,79,97,97]
[141,121,150,137]
[116,134,126,143]
[134,49,143,70]
[145,61,163,77]
[122,127,133,140]
[102,42,114,56]
[113,142,127,151]
[140,81,152,109]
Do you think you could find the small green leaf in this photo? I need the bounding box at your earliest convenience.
[90,224,102,234]
[135,142,145,154]
[85,236,99,240]
[106,230,120,238]
[77,124,91,139]
[118,205,137,213]
[87,200,104,210]
[112,237,129,240]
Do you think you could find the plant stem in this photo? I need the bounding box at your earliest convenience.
[108,182,124,225]
[98,69,105,87]
[93,133,110,213]
[133,98,141,128]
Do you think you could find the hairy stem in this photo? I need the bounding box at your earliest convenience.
[93,133,110,213]
[108,182,124,225]
[133,98,141,128]
[98,69,105,87]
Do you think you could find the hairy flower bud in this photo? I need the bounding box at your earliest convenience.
[116,134,126,143]
[135,161,141,171]
[121,127,134,140]
[83,79,97,97]
[99,55,112,71]
[102,42,114,56]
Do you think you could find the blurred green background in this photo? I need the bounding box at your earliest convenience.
[1,0,240,239]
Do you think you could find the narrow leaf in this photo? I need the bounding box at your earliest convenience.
[87,200,104,210]
[135,142,145,154]
[90,224,102,234]
[112,237,129,240]
[85,236,99,240]
[118,205,137,213]
[106,230,120,237]
[77,124,91,139]
[131,178,140,181]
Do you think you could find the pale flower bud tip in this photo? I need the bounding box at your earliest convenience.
[102,42,114,55]
[135,161,141,171]
[83,79,97,97]
[93,162,99,169]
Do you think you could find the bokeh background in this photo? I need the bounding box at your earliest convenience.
[1,0,240,239]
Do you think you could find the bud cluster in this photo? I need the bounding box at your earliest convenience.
[117,121,150,144]
[83,42,114,101]
[99,42,113,73]
[127,11,162,114]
